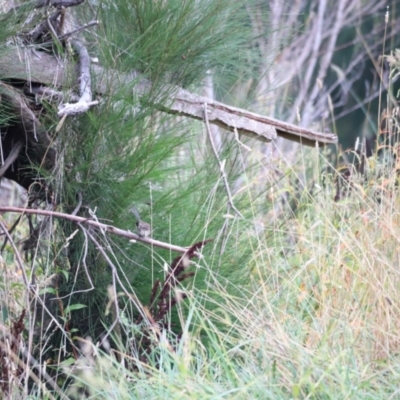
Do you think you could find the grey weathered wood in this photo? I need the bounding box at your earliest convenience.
[0,47,338,146]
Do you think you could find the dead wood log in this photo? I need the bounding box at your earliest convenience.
[0,47,338,146]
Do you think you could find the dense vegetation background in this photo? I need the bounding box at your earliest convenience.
[1,0,400,398]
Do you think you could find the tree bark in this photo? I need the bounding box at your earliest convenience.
[0,47,337,147]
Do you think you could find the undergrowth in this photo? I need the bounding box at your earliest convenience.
[2,2,400,399]
[13,145,398,400]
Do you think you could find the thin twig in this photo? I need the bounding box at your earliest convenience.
[71,191,83,216]
[0,214,22,253]
[46,13,62,49]
[0,339,60,400]
[28,85,80,103]
[109,270,123,362]
[84,229,150,347]
[204,102,244,219]
[56,223,95,300]
[29,9,61,42]
[0,206,189,253]
[0,323,68,399]
[41,19,99,46]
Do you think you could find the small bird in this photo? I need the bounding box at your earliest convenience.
[130,207,151,238]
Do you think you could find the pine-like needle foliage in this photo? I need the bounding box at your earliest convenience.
[96,0,253,87]
[43,0,267,349]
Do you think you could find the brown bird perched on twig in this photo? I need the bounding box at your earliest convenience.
[130,207,151,238]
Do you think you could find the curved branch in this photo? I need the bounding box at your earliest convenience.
[58,39,99,116]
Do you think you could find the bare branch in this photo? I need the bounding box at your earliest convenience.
[168,87,337,145]
[39,19,99,46]
[29,85,80,103]
[58,39,99,116]
[0,206,190,254]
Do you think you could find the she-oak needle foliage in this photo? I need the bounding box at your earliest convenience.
[54,0,262,300]
[5,0,267,377]
[67,4,400,400]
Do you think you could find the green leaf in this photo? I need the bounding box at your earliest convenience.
[39,287,57,295]
[60,270,69,282]
[292,384,301,399]
[60,357,76,367]
[64,304,87,315]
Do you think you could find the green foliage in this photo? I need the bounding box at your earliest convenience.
[0,3,35,44]
[95,0,256,87]
[35,0,267,348]
[4,1,400,398]
[0,92,14,127]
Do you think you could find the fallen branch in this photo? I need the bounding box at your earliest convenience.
[29,85,80,103]
[0,47,338,146]
[58,39,99,116]
[0,206,189,254]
